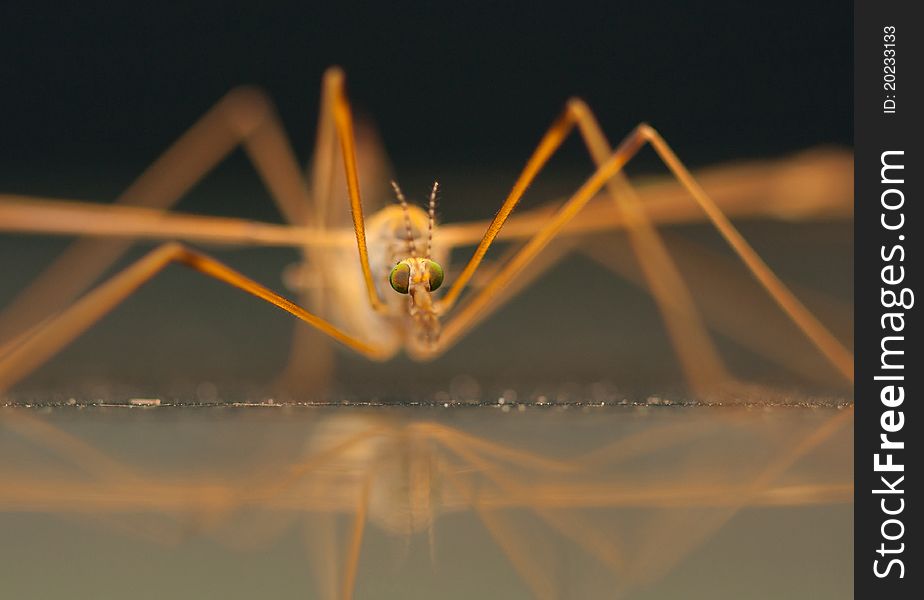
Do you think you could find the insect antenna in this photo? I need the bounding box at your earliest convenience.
[391,180,416,258]
[426,181,439,259]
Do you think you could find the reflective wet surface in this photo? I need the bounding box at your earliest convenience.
[0,405,852,599]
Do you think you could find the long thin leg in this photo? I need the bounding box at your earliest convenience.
[567,101,726,392]
[436,106,580,311]
[0,194,348,247]
[439,146,852,247]
[277,67,352,398]
[327,68,387,312]
[0,243,389,393]
[437,100,716,313]
[430,99,720,392]
[1,67,387,336]
[580,232,852,387]
[2,82,853,383]
[1,67,392,396]
[0,87,310,344]
[276,68,395,395]
[641,127,853,383]
[433,123,854,384]
[0,147,852,248]
[436,106,848,393]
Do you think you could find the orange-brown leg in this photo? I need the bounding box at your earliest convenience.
[430,122,853,385]
[0,243,390,393]
[0,87,310,346]
[426,99,724,393]
[579,231,852,388]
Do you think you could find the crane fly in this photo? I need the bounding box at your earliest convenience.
[0,67,853,397]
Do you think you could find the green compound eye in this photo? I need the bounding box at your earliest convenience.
[389,262,411,294]
[424,259,444,291]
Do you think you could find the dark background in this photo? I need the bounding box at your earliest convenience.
[0,2,853,399]
[1,2,850,171]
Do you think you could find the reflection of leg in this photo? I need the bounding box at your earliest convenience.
[341,475,371,600]
[412,422,575,472]
[633,407,854,586]
[2,411,136,482]
[423,422,626,592]
[434,408,851,592]
[441,465,559,600]
[435,426,632,590]
[0,243,389,393]
[303,515,341,600]
[1,412,194,548]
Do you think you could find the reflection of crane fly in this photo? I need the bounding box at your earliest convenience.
[1,409,852,598]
